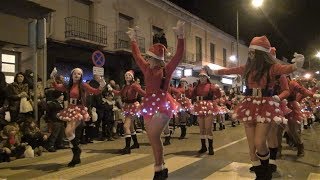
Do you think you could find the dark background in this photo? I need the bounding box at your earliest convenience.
[169,0,320,71]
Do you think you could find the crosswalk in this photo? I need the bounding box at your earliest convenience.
[1,151,319,179]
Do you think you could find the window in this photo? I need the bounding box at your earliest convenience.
[152,26,167,47]
[117,13,134,49]
[210,43,215,63]
[119,13,134,30]
[223,48,227,67]
[196,36,202,62]
[1,53,18,83]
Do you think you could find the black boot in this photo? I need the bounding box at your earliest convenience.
[297,143,304,157]
[68,147,81,167]
[256,153,272,180]
[219,123,223,130]
[213,123,217,131]
[179,125,186,139]
[198,139,207,153]
[269,148,278,172]
[119,137,131,154]
[130,134,140,149]
[208,139,214,155]
[232,122,236,127]
[68,138,81,167]
[153,168,168,180]
[163,136,171,146]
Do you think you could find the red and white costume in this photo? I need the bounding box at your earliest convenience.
[113,80,146,117]
[131,40,184,121]
[170,85,193,112]
[217,94,230,114]
[53,82,100,122]
[273,75,292,115]
[286,81,316,123]
[191,72,221,116]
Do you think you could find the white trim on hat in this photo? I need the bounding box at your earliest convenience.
[199,72,210,79]
[125,71,134,78]
[249,45,271,53]
[71,68,83,75]
[146,51,164,61]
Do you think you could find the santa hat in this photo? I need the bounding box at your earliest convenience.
[270,47,276,59]
[249,36,271,53]
[146,43,167,61]
[180,77,187,83]
[125,70,134,79]
[199,69,210,78]
[71,68,83,75]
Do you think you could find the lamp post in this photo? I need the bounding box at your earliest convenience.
[236,0,264,67]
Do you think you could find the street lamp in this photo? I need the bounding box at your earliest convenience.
[316,51,320,58]
[252,0,264,8]
[304,73,311,79]
[236,0,264,67]
[316,71,320,74]
[229,55,237,62]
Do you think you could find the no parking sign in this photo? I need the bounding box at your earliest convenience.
[91,50,105,67]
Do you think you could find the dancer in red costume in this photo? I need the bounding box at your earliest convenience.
[191,69,221,155]
[263,46,291,172]
[170,77,193,139]
[207,36,305,179]
[50,67,105,167]
[110,70,146,154]
[127,20,185,179]
[285,76,320,157]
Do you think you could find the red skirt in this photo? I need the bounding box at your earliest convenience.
[123,102,141,117]
[176,96,193,112]
[285,101,305,124]
[233,96,287,124]
[218,105,230,114]
[192,100,220,116]
[57,104,90,122]
[140,90,180,121]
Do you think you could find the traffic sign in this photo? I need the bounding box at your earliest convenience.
[91,50,105,67]
[93,66,104,76]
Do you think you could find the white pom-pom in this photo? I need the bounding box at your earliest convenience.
[248,116,252,121]
[247,98,251,101]
[262,100,266,103]
[269,101,274,105]
[152,94,156,97]
[266,112,271,116]
[245,110,251,116]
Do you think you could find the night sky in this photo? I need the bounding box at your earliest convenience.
[169,0,320,70]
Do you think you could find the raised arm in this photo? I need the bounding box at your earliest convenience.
[270,63,297,76]
[131,41,148,73]
[215,66,245,76]
[83,83,101,95]
[165,38,185,75]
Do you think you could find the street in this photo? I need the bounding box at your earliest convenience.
[0,122,319,180]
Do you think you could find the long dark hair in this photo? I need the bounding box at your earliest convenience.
[243,50,276,84]
[14,72,26,83]
[67,72,86,105]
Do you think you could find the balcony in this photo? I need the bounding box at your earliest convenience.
[65,16,107,47]
[114,31,145,53]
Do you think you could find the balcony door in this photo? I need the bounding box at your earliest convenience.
[117,13,134,49]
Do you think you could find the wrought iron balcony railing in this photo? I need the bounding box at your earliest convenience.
[65,16,107,46]
[114,31,145,53]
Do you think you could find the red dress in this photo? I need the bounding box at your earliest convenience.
[131,39,184,121]
[53,82,100,122]
[170,86,193,112]
[217,64,296,124]
[217,96,230,114]
[274,75,292,116]
[191,82,221,116]
[286,80,315,123]
[113,83,146,117]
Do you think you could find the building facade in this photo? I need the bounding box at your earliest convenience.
[1,0,249,88]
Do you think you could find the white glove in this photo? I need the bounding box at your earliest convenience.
[99,79,106,89]
[126,26,139,41]
[172,20,185,39]
[91,107,98,122]
[272,95,281,102]
[291,52,305,68]
[50,67,57,79]
[107,84,113,91]
[313,94,320,99]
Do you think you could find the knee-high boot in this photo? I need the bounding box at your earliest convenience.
[208,138,214,155]
[130,132,140,149]
[119,135,131,154]
[198,136,207,153]
[179,125,187,139]
[255,152,272,180]
[68,138,82,167]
